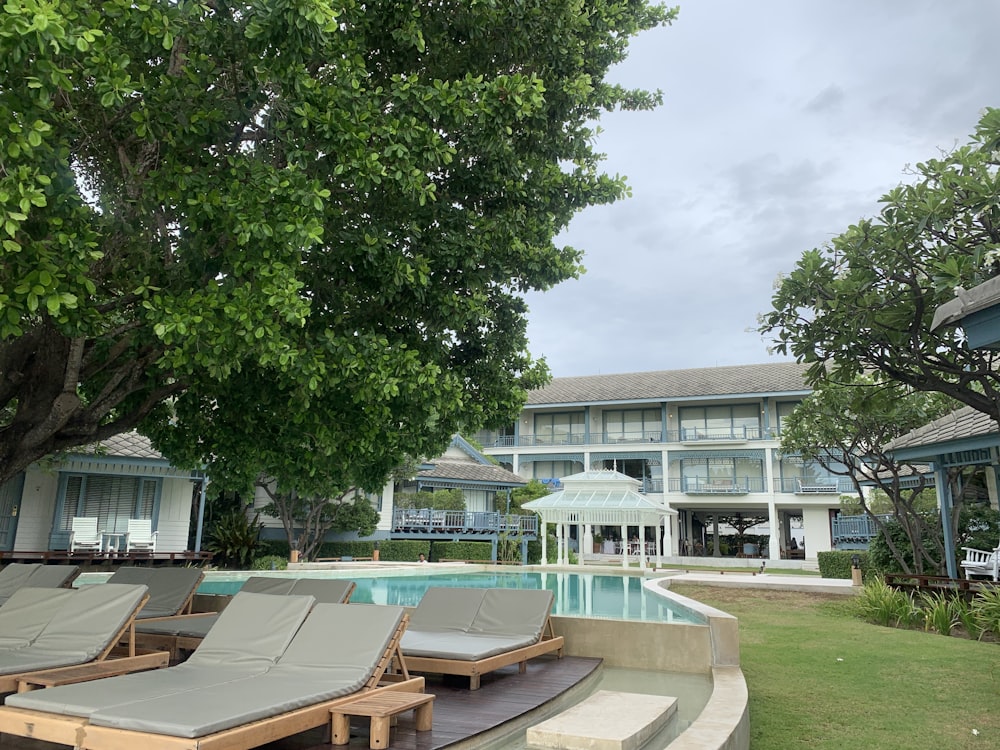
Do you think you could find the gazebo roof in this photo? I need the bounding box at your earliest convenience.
[522,469,674,524]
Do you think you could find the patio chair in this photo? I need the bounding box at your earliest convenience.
[132,576,356,658]
[124,519,158,555]
[400,587,564,689]
[105,567,204,619]
[0,582,166,693]
[0,564,80,605]
[960,542,1000,581]
[69,517,104,554]
[0,596,425,749]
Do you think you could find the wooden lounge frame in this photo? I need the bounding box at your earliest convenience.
[0,592,169,694]
[0,612,424,750]
[403,617,564,690]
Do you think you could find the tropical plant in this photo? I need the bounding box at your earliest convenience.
[972,587,1000,639]
[918,591,961,636]
[205,512,263,570]
[853,578,918,629]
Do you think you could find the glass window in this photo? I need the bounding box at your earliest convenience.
[59,475,158,534]
[679,405,761,439]
[603,409,661,441]
[534,412,585,444]
[532,461,578,479]
[776,401,801,433]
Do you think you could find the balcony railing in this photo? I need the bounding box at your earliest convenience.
[667,477,767,494]
[832,514,891,549]
[476,427,772,447]
[773,477,851,494]
[678,425,762,441]
[391,508,538,536]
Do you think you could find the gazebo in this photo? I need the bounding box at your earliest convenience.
[522,470,676,569]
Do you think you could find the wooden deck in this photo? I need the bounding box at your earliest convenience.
[0,656,601,750]
[0,550,213,565]
[285,655,602,750]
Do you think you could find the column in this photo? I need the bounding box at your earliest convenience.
[540,518,548,566]
[767,499,779,559]
[620,523,628,569]
[638,523,647,570]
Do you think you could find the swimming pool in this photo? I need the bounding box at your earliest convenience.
[189,569,704,625]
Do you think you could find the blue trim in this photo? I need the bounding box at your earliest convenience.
[891,435,1000,462]
[452,434,493,465]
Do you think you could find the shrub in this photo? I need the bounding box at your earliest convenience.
[251,555,288,571]
[817,550,870,579]
[205,511,262,569]
[918,591,961,636]
[431,541,493,562]
[972,587,1000,639]
[853,577,917,628]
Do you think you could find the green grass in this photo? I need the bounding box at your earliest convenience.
[671,585,1000,749]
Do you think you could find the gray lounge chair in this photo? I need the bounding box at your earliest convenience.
[0,588,76,651]
[133,576,355,658]
[0,597,425,749]
[401,587,565,689]
[0,583,158,693]
[105,566,204,619]
[0,563,80,605]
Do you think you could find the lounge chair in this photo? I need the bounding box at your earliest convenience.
[0,594,425,749]
[132,576,355,658]
[961,543,1000,581]
[0,583,166,693]
[400,587,564,689]
[105,566,204,619]
[0,563,80,605]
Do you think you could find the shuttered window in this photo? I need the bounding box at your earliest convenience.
[58,475,159,533]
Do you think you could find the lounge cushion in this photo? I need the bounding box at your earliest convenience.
[88,603,405,738]
[106,567,203,619]
[6,592,315,716]
[400,587,556,661]
[0,583,148,675]
[0,588,76,651]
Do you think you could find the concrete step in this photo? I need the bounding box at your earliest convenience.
[526,690,677,750]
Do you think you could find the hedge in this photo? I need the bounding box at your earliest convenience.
[430,541,493,562]
[818,550,870,579]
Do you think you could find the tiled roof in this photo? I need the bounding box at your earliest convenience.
[77,431,165,461]
[886,406,998,451]
[418,460,526,486]
[526,361,812,405]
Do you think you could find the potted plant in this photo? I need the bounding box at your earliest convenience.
[592,533,604,553]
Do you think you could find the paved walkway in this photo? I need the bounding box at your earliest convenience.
[658,570,857,595]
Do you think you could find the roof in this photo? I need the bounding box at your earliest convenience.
[526,361,811,406]
[75,431,165,461]
[886,406,999,452]
[416,460,526,486]
[522,469,675,524]
[931,276,1000,330]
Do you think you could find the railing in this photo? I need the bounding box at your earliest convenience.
[600,430,664,444]
[831,514,890,550]
[678,425,762,441]
[668,476,766,494]
[773,477,852,494]
[391,508,538,536]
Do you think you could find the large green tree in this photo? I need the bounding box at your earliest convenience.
[760,108,1000,421]
[0,1,676,491]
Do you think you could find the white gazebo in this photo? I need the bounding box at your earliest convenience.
[522,470,677,569]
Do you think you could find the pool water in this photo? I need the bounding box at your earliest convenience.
[191,570,703,624]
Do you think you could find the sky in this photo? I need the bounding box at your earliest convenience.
[524,0,1000,378]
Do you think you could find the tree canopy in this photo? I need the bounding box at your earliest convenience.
[760,108,1000,422]
[0,0,676,493]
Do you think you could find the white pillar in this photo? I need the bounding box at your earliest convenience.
[638,523,647,570]
[767,499,779,559]
[540,518,548,566]
[620,524,629,568]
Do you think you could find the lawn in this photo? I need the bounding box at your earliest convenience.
[671,584,1000,750]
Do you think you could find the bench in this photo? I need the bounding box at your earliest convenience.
[331,690,434,749]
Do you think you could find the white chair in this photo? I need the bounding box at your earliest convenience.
[960,543,1000,581]
[124,519,158,554]
[68,517,103,553]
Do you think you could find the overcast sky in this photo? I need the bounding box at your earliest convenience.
[524,0,1000,378]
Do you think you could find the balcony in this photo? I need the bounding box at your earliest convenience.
[477,428,772,448]
[391,509,538,536]
[677,425,762,442]
[669,477,766,494]
[773,478,851,494]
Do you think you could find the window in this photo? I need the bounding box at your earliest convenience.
[603,409,661,442]
[679,404,760,439]
[532,461,579,479]
[775,401,802,434]
[58,474,159,534]
[533,412,585,444]
[681,458,764,491]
